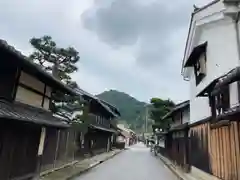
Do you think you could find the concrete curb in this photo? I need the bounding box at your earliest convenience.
[40,161,79,177]
[157,153,193,180]
[67,150,124,180]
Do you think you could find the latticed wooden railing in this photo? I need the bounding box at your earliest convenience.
[87,113,111,129]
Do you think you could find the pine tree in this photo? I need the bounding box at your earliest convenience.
[29,35,82,121]
[29,35,79,83]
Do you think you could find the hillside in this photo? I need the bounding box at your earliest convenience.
[96,90,147,131]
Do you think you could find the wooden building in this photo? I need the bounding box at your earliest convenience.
[162,101,190,172]
[73,88,121,156]
[181,0,240,179]
[0,40,78,180]
[185,67,240,180]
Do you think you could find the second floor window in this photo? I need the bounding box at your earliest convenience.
[194,53,207,85]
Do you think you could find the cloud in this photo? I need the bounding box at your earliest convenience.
[81,0,193,66]
[0,0,211,103]
[80,0,212,103]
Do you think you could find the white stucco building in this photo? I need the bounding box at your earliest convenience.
[182,0,240,123]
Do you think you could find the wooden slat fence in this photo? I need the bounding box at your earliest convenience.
[0,120,40,180]
[40,128,79,173]
[189,121,240,180]
[161,129,190,172]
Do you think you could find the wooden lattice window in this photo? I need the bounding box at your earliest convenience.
[215,86,230,116]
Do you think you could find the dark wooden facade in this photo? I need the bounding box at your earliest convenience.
[164,125,190,172]
[0,40,120,180]
[0,40,78,180]
[82,113,117,155]
[40,128,77,172]
[189,122,211,174]
[160,101,190,172]
[0,120,41,180]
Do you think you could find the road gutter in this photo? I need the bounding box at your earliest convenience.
[67,150,124,180]
[156,153,197,180]
[40,149,124,180]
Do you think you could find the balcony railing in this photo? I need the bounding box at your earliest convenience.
[87,113,110,128]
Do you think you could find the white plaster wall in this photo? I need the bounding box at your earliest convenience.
[190,97,211,123]
[189,69,211,122]
[19,72,45,93]
[45,86,52,97]
[229,82,239,108]
[187,8,240,123]
[16,71,52,110]
[182,108,190,124]
[16,86,43,108]
[195,19,239,96]
[43,98,50,110]
[184,1,224,69]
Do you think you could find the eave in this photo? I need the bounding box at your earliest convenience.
[0,100,69,128]
[0,40,77,96]
[196,79,218,97]
[184,41,208,67]
[211,67,240,96]
[162,100,190,120]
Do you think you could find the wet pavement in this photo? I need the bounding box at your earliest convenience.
[74,143,178,180]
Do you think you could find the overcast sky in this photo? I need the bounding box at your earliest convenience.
[0,0,211,103]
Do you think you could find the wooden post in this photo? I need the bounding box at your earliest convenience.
[54,130,60,168]
[65,131,70,162]
[34,127,46,180]
[107,137,110,152]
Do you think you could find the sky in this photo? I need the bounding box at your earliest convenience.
[0,0,211,103]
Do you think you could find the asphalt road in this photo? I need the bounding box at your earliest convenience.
[74,143,178,180]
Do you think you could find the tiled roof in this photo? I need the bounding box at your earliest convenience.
[90,124,117,133]
[0,101,69,128]
[75,88,121,117]
[162,100,190,120]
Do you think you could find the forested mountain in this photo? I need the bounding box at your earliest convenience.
[96,90,147,131]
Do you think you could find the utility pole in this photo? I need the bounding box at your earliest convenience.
[145,105,148,133]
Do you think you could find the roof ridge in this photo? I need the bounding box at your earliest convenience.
[193,0,220,14]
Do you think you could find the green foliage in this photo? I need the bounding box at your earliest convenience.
[71,101,90,135]
[29,35,82,119]
[29,35,80,83]
[97,90,146,132]
[149,98,175,130]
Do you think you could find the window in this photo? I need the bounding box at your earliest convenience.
[194,53,207,85]
[96,116,100,124]
[238,81,240,103]
[211,85,230,117]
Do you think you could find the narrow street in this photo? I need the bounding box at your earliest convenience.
[74,143,178,180]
